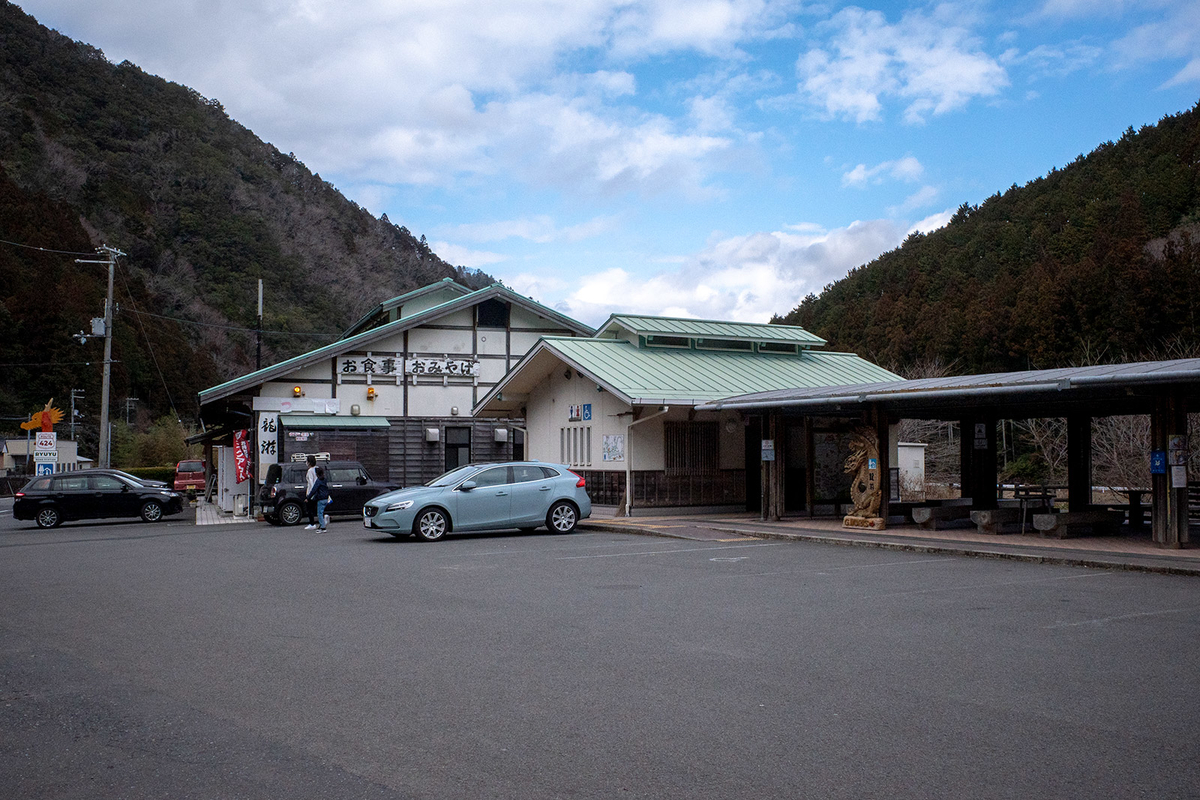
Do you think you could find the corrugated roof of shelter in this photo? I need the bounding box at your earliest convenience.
[475,336,900,411]
[199,284,593,406]
[697,358,1200,411]
[597,314,826,346]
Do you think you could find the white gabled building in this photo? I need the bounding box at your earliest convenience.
[474,314,901,515]
[197,280,592,492]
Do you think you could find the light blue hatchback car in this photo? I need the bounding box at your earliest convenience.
[362,461,592,541]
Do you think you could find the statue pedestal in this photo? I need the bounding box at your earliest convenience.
[843,515,886,531]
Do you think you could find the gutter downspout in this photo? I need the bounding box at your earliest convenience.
[625,405,670,517]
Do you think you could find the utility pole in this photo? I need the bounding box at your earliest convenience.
[70,388,85,440]
[76,245,124,469]
[256,278,263,371]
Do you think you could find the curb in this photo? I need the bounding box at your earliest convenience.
[577,521,1200,577]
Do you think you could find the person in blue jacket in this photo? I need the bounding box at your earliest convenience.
[306,466,332,533]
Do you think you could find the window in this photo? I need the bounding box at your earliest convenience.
[512,465,545,483]
[476,298,510,328]
[471,467,510,487]
[695,338,752,351]
[757,342,797,354]
[665,421,719,472]
[53,476,89,491]
[328,468,361,484]
[89,475,125,491]
[645,335,690,348]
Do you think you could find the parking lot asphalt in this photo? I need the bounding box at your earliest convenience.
[3,505,1200,798]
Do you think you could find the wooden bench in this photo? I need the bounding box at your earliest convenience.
[1032,509,1125,538]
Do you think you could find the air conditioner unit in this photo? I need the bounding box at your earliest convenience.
[425,428,440,442]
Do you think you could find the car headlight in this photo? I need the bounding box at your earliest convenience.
[386,499,414,512]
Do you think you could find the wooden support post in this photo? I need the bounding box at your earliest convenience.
[971,416,999,511]
[804,416,816,518]
[875,405,891,523]
[959,416,974,501]
[1066,413,1092,513]
[1152,393,1189,548]
[770,412,784,521]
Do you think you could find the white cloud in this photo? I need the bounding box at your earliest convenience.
[797,5,1008,124]
[890,185,940,214]
[441,214,620,244]
[430,241,508,269]
[1112,2,1200,87]
[908,209,953,236]
[22,0,785,198]
[551,218,905,325]
[842,155,924,187]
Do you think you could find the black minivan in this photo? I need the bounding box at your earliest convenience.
[258,460,398,525]
[14,469,185,528]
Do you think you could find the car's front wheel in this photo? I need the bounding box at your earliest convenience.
[413,508,449,542]
[547,501,578,534]
[35,506,61,529]
[278,501,303,526]
[140,501,164,523]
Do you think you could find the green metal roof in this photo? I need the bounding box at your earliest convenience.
[199,282,593,406]
[598,314,826,347]
[278,415,391,429]
[476,336,901,411]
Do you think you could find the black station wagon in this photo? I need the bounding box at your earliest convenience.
[14,469,185,528]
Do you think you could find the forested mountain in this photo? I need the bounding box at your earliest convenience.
[0,1,488,435]
[779,102,1200,375]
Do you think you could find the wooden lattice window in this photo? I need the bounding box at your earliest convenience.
[665,421,719,473]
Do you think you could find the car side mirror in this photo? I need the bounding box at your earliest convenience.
[357,476,367,485]
[459,480,477,492]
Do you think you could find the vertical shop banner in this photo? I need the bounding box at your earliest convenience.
[233,429,251,483]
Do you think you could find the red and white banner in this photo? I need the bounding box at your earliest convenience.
[233,429,251,484]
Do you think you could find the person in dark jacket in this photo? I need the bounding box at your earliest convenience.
[306,466,331,533]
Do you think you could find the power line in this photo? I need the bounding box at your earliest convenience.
[0,237,98,257]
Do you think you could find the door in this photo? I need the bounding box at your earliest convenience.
[509,464,554,525]
[50,473,94,520]
[89,473,142,518]
[453,466,512,530]
[328,465,369,515]
[445,427,471,472]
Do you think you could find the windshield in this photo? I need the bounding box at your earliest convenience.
[426,465,478,487]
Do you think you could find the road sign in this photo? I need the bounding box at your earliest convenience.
[35,462,54,476]
[35,432,57,454]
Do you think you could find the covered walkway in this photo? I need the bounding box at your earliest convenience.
[699,358,1200,549]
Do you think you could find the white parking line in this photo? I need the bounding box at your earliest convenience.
[1045,607,1198,629]
[866,570,1112,599]
[558,542,783,560]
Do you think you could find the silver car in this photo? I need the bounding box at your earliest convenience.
[362,461,592,541]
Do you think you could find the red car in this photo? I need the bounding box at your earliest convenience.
[173,459,206,492]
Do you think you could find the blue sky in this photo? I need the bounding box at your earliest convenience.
[16,0,1200,327]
